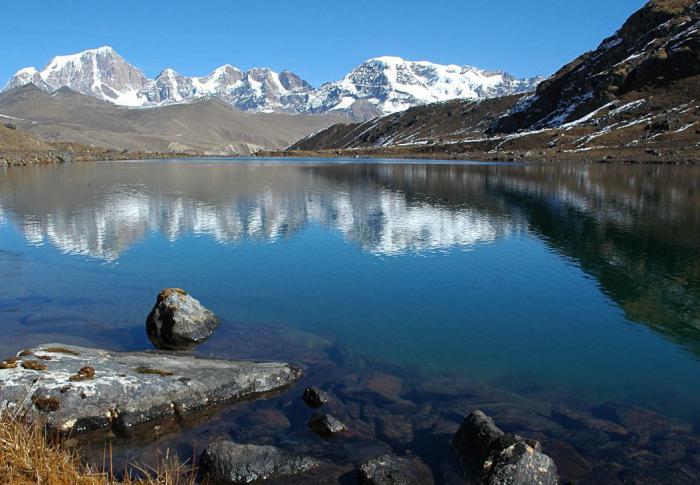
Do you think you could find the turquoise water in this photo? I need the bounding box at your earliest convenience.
[1,159,699,426]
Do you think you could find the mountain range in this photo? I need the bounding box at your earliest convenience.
[2,47,542,118]
[289,0,700,163]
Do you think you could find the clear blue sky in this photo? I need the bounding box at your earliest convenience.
[2,0,647,87]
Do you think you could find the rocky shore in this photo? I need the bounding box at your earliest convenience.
[0,146,202,167]
[256,143,700,164]
[3,289,700,484]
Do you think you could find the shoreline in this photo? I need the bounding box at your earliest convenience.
[0,149,205,167]
[3,145,698,167]
[256,145,700,164]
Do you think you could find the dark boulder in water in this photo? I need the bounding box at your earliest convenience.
[451,410,558,485]
[200,440,319,483]
[308,412,347,437]
[302,386,329,408]
[146,288,220,350]
[358,453,435,485]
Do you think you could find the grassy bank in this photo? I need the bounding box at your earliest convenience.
[0,416,195,484]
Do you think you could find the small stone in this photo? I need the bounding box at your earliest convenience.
[302,386,329,408]
[308,413,348,437]
[21,360,48,371]
[69,366,95,382]
[200,440,319,483]
[358,453,435,485]
[33,396,60,412]
[376,413,414,445]
[146,288,220,350]
[0,358,19,369]
[364,374,403,402]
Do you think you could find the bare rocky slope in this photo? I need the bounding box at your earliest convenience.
[0,84,344,155]
[283,0,700,163]
[0,122,193,166]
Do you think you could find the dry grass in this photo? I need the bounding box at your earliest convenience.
[0,415,197,484]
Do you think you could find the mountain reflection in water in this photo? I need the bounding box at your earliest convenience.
[1,159,700,419]
[0,162,519,260]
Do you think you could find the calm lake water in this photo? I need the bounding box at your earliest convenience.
[1,159,700,482]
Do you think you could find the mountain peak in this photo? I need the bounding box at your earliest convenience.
[367,55,406,64]
[157,68,181,77]
[43,46,120,70]
[309,56,541,115]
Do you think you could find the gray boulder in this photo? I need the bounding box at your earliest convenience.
[146,288,220,350]
[358,453,435,485]
[452,410,558,485]
[0,343,300,435]
[200,440,319,483]
[488,441,558,485]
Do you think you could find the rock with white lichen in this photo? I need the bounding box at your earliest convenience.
[0,343,300,435]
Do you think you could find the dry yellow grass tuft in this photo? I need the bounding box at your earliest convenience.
[0,415,196,484]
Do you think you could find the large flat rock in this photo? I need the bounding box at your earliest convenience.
[0,344,301,434]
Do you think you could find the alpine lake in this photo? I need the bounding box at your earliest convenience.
[1,159,699,483]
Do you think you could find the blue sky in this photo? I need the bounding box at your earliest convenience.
[2,0,646,87]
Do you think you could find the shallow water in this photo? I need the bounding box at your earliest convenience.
[1,159,700,482]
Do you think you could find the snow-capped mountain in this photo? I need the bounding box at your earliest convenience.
[3,47,152,106]
[3,47,542,116]
[140,65,314,112]
[307,56,542,114]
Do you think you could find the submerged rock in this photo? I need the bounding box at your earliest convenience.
[0,343,300,435]
[308,413,348,437]
[358,453,435,485]
[551,405,628,437]
[146,288,220,350]
[302,386,329,408]
[200,440,319,483]
[592,402,670,439]
[451,410,558,485]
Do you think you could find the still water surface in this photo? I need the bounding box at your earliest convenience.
[1,159,699,480]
